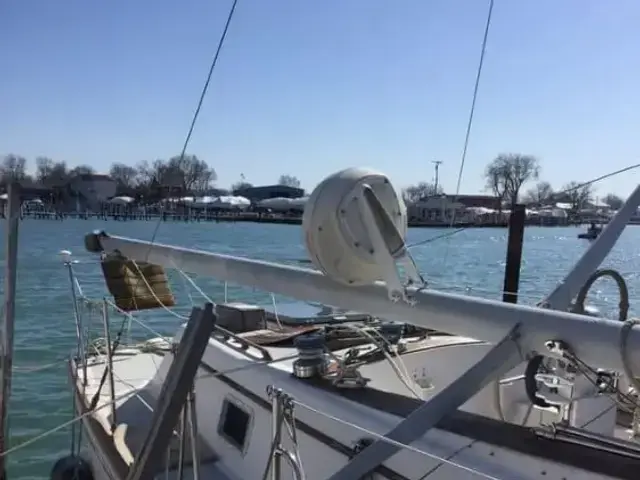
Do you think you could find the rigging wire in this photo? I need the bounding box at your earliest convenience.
[435,0,494,265]
[546,163,640,203]
[292,398,503,480]
[450,0,494,210]
[145,0,240,254]
[406,0,494,251]
[0,351,300,459]
[407,162,640,250]
[75,2,243,412]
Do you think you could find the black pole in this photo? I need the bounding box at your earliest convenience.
[502,204,526,304]
[0,183,20,480]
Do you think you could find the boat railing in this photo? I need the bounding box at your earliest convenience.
[62,253,279,366]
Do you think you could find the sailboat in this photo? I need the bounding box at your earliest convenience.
[50,164,640,480]
[0,1,629,478]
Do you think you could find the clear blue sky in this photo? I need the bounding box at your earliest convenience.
[2,0,639,197]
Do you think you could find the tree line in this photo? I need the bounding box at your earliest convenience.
[3,151,621,210]
[402,153,625,211]
[0,154,303,200]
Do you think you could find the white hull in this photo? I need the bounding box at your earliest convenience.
[72,326,638,480]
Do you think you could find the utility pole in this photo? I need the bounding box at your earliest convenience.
[432,160,443,194]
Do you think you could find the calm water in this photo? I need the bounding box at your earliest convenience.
[3,219,640,478]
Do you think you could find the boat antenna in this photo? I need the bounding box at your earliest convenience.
[145,0,240,255]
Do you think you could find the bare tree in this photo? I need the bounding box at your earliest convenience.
[562,181,593,211]
[278,174,301,188]
[522,181,553,205]
[69,164,96,176]
[484,153,540,208]
[134,155,215,193]
[134,160,154,186]
[132,159,178,188]
[36,158,69,186]
[42,162,69,187]
[602,193,624,210]
[485,165,507,211]
[401,182,443,204]
[109,163,139,189]
[0,154,29,183]
[231,181,253,193]
[135,160,164,188]
[35,157,54,184]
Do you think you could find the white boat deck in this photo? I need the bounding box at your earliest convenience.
[74,330,640,480]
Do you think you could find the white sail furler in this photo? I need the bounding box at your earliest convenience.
[302,168,425,303]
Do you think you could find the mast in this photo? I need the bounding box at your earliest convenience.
[0,183,21,479]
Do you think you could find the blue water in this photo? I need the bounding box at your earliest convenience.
[4,219,640,478]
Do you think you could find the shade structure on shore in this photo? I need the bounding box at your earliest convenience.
[191,196,216,208]
[257,196,308,211]
[108,196,135,205]
[0,193,44,204]
[211,195,251,210]
[164,197,195,204]
[183,195,251,210]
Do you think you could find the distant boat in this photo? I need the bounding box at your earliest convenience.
[578,223,602,240]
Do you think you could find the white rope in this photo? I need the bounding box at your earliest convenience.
[0,387,135,458]
[104,298,173,341]
[169,258,291,333]
[292,399,502,480]
[129,260,188,321]
[340,324,421,399]
[175,265,197,308]
[270,294,283,330]
[111,370,155,414]
[170,259,217,306]
[369,328,422,392]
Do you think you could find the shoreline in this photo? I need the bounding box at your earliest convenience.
[10,211,626,228]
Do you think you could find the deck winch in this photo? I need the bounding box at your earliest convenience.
[379,322,404,347]
[293,333,328,379]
